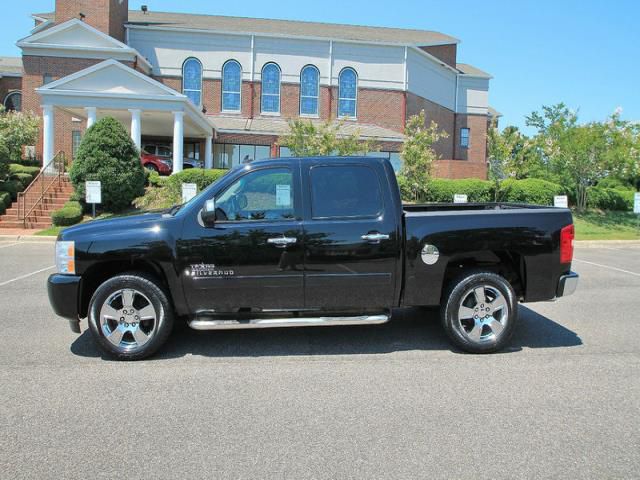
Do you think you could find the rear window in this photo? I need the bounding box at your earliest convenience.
[310,165,383,219]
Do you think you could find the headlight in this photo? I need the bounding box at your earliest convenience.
[55,241,75,274]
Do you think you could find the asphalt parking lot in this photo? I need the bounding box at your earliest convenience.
[0,240,639,479]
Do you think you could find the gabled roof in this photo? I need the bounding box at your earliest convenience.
[35,11,459,46]
[457,63,492,79]
[0,57,22,76]
[18,19,152,72]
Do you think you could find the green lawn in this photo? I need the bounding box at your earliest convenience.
[34,209,141,237]
[574,210,640,240]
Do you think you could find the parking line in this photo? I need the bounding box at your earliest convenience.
[0,265,55,287]
[0,242,20,249]
[573,258,640,278]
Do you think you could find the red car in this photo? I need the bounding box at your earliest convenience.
[141,150,172,175]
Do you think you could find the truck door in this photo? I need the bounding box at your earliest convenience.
[301,160,401,310]
[178,163,305,313]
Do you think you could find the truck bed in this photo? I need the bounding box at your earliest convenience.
[403,202,559,214]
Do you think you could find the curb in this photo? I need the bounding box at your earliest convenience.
[0,235,56,242]
[575,240,640,248]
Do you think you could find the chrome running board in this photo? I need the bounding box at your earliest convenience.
[188,314,390,331]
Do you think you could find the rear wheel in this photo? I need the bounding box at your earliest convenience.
[87,273,173,360]
[143,163,159,173]
[440,271,517,353]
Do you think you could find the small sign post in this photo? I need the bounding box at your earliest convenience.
[182,183,198,204]
[453,194,468,204]
[85,180,101,218]
[634,192,640,215]
[554,195,568,208]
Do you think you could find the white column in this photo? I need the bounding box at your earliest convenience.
[129,109,142,151]
[172,111,184,174]
[205,135,213,169]
[42,104,55,169]
[85,107,97,129]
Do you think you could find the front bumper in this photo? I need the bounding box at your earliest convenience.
[556,271,579,297]
[47,274,82,333]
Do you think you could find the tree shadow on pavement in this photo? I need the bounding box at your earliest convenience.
[71,305,582,360]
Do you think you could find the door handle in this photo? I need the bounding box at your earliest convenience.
[267,237,297,248]
[361,233,390,243]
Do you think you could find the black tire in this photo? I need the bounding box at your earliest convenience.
[440,270,517,353]
[87,272,174,360]
[144,163,159,173]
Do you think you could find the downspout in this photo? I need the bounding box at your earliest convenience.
[402,46,408,129]
[249,35,255,119]
[327,40,333,120]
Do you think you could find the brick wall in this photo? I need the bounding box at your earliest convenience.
[406,91,455,159]
[419,44,457,68]
[54,0,128,42]
[453,114,488,164]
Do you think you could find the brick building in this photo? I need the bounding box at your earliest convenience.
[8,0,495,177]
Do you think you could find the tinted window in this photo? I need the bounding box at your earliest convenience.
[310,165,382,218]
[215,168,294,221]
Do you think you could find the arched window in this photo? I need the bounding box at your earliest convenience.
[300,65,319,116]
[182,57,202,106]
[222,60,242,112]
[338,67,357,118]
[3,91,22,112]
[261,63,281,114]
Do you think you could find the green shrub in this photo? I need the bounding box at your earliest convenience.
[0,180,20,201]
[423,178,495,203]
[9,164,40,176]
[596,177,633,190]
[51,201,83,227]
[166,169,228,202]
[0,191,11,208]
[499,178,565,205]
[147,170,168,188]
[11,172,34,189]
[587,187,634,211]
[69,117,145,212]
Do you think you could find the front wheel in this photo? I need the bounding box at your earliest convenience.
[440,271,517,353]
[87,273,174,360]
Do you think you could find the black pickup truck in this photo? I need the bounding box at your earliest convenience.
[48,156,578,360]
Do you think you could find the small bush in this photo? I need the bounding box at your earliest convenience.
[0,180,20,201]
[0,191,11,208]
[51,201,83,227]
[69,117,145,212]
[147,170,168,188]
[499,178,565,205]
[11,172,34,189]
[166,169,228,202]
[9,164,40,176]
[424,178,495,203]
[587,187,634,211]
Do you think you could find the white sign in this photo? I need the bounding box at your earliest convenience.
[85,181,101,204]
[182,183,198,203]
[634,192,640,214]
[276,184,291,207]
[554,195,569,208]
[453,194,468,204]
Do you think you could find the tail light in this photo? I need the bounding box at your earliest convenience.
[560,224,574,264]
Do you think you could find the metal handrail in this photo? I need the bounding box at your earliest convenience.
[17,151,66,227]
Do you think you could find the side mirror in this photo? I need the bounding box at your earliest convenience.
[201,199,216,226]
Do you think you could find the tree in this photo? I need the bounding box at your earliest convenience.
[69,117,145,212]
[525,103,632,211]
[0,107,40,179]
[399,110,448,202]
[281,119,374,157]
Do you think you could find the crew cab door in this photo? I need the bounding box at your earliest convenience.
[178,163,304,313]
[301,160,401,310]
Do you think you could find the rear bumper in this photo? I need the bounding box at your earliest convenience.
[47,274,82,332]
[556,271,579,298]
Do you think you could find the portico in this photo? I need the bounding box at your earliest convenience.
[36,59,213,173]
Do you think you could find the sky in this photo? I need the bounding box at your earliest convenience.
[3,0,639,133]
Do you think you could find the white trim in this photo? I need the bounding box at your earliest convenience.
[328,40,334,88]
[213,127,403,143]
[403,46,408,90]
[124,24,460,48]
[249,35,255,82]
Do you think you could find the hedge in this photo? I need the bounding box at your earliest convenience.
[587,187,634,211]
[11,172,35,189]
[166,169,228,202]
[423,178,495,203]
[499,178,566,205]
[0,191,11,208]
[0,180,20,201]
[51,201,83,227]
[9,164,40,176]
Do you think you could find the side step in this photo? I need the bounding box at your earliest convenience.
[188,314,390,331]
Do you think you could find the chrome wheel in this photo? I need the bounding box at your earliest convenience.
[457,285,508,344]
[99,289,157,351]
